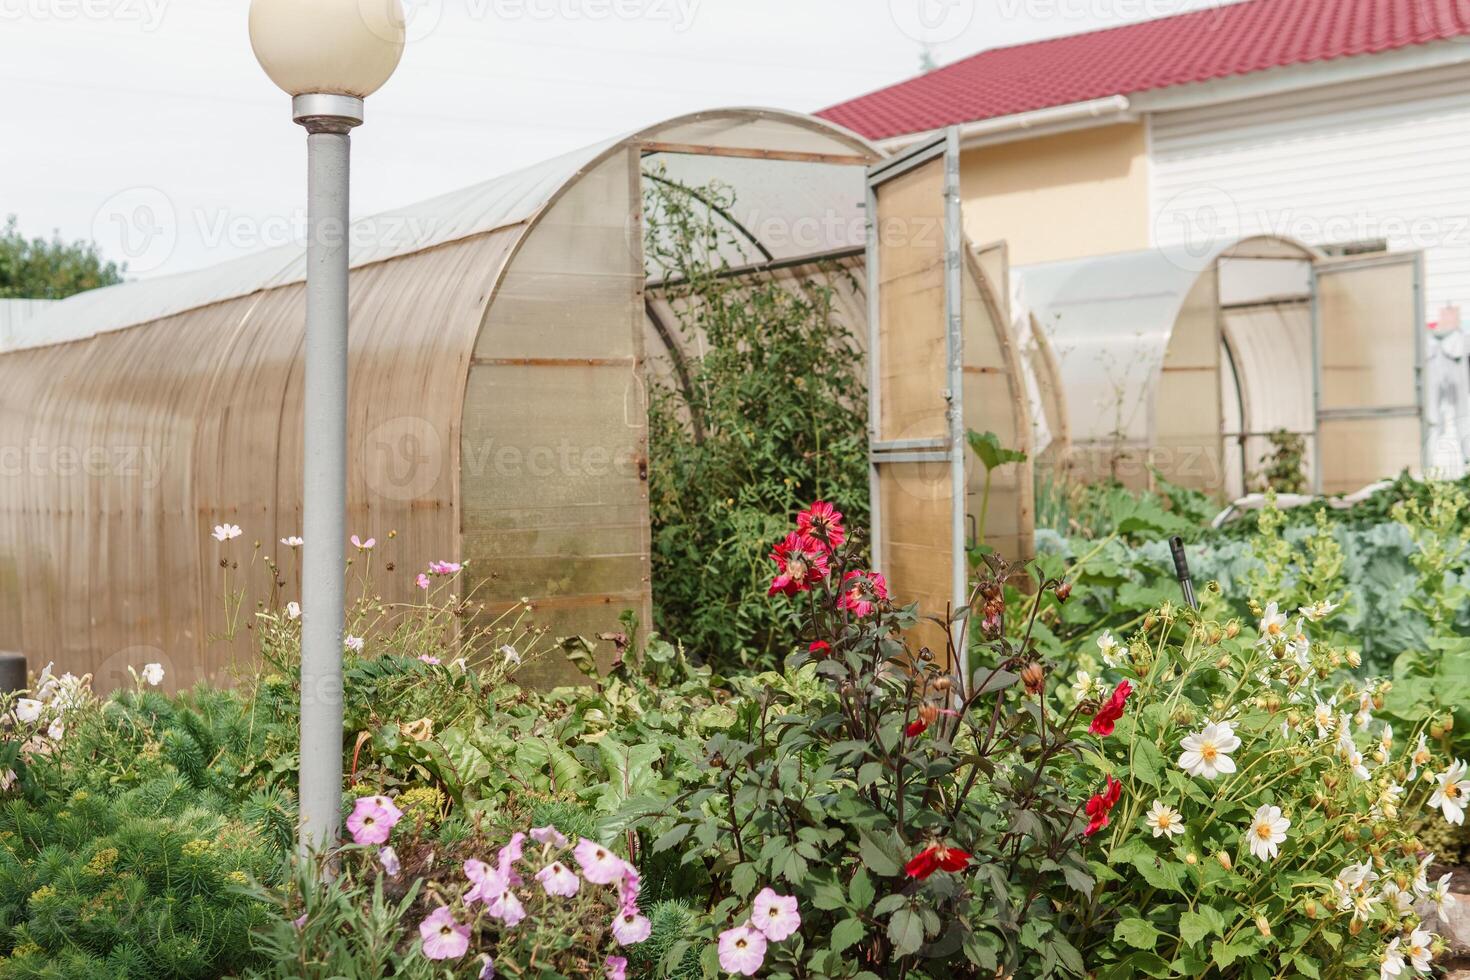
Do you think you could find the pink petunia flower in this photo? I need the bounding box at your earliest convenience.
[464,858,508,906]
[478,955,496,979]
[346,796,402,846]
[617,862,642,911]
[718,923,768,976]
[487,889,526,927]
[752,887,801,941]
[419,907,469,960]
[530,824,568,848]
[379,846,401,879]
[767,533,830,597]
[604,955,627,980]
[611,909,652,946]
[497,832,526,883]
[573,838,628,885]
[836,570,889,618]
[535,861,580,898]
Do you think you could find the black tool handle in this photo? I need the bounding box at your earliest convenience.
[1170,536,1199,611]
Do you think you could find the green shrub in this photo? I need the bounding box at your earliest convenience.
[644,169,869,671]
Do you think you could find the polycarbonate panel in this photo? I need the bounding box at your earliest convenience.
[462,148,649,688]
[1319,416,1422,495]
[1317,258,1421,411]
[874,161,949,443]
[878,462,953,655]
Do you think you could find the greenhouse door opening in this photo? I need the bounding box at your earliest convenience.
[865,130,1035,675]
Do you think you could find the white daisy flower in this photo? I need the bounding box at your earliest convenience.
[1096,631,1124,669]
[1313,696,1337,738]
[1298,599,1338,622]
[1429,759,1470,825]
[1403,928,1433,975]
[1245,804,1289,861]
[1178,721,1241,780]
[1355,690,1374,730]
[1410,732,1432,781]
[1428,872,1456,911]
[1143,800,1184,838]
[1346,748,1372,781]
[1413,853,1435,896]
[1380,881,1414,917]
[1380,937,1405,980]
[1257,602,1287,648]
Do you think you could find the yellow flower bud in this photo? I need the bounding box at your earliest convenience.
[1255,915,1271,938]
[1216,851,1233,871]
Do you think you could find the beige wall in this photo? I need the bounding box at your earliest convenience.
[959,122,1150,266]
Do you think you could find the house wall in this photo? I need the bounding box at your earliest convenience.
[1150,61,1470,316]
[958,122,1151,265]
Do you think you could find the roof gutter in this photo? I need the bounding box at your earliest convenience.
[878,94,1133,153]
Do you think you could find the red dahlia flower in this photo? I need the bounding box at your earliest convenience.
[796,501,846,549]
[836,570,889,618]
[904,843,972,880]
[905,705,959,738]
[1083,774,1123,837]
[1088,679,1133,736]
[768,533,830,597]
[808,641,831,656]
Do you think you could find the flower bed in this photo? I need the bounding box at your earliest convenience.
[0,494,1466,977]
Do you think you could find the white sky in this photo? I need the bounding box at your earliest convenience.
[0,0,1229,277]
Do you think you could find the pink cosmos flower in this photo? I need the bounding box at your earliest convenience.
[487,889,526,927]
[573,838,628,885]
[796,501,846,549]
[530,825,568,847]
[535,861,580,897]
[836,570,889,618]
[344,635,364,652]
[346,796,402,846]
[718,923,768,976]
[379,846,401,878]
[768,533,830,597]
[429,560,463,575]
[419,907,470,960]
[351,535,376,551]
[293,913,307,930]
[611,909,652,946]
[419,654,441,665]
[211,524,242,542]
[416,573,431,590]
[464,858,508,906]
[604,955,627,980]
[752,887,801,941]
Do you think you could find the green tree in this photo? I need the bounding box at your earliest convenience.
[0,215,124,299]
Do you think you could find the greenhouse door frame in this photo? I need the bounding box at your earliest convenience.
[866,127,970,683]
[1309,250,1428,495]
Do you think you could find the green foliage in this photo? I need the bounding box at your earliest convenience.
[1254,429,1309,495]
[644,169,869,671]
[637,511,1094,977]
[0,216,123,300]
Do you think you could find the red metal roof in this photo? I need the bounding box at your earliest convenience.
[819,0,1470,140]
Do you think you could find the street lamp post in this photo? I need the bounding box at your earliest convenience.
[248,0,405,860]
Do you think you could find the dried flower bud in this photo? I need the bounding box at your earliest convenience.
[1208,629,1223,646]
[1225,622,1241,639]
[1342,825,1358,843]
[1054,582,1072,603]
[1372,823,1388,841]
[1021,662,1045,696]
[1349,918,1364,936]
[1345,650,1362,669]
[1215,656,1232,671]
[1442,712,1455,733]
[1254,915,1271,938]
[1303,898,1319,919]
[1144,614,1157,630]
[1216,851,1232,871]
[932,677,953,694]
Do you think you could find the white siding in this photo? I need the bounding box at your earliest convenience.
[1150,63,1470,316]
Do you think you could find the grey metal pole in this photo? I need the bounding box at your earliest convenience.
[293,93,362,862]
